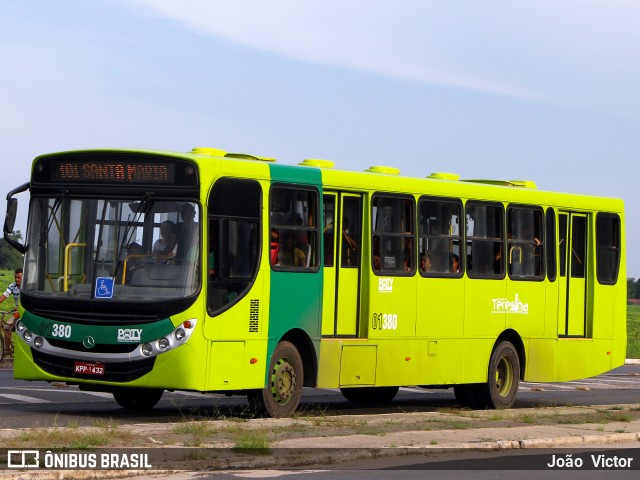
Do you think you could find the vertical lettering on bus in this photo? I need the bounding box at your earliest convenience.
[116,164,125,180]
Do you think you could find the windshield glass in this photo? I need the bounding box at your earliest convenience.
[23,197,200,302]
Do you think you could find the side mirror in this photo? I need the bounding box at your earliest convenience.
[4,181,29,254]
[3,198,17,234]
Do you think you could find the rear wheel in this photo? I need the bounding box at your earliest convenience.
[0,335,4,362]
[454,342,520,410]
[486,341,520,409]
[113,388,164,410]
[340,386,399,404]
[247,341,303,418]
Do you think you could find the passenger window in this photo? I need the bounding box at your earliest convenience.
[207,178,261,314]
[323,195,336,267]
[418,197,462,276]
[341,196,361,268]
[372,195,415,275]
[596,213,620,285]
[507,206,544,280]
[546,208,556,282]
[466,202,504,278]
[270,187,319,271]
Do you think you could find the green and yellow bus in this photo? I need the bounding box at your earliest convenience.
[4,148,626,417]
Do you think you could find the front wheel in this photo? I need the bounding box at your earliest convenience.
[113,388,164,410]
[247,341,303,418]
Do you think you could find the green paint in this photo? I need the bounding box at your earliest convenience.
[20,311,175,344]
[266,163,323,376]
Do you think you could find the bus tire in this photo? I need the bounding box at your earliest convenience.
[248,341,303,418]
[113,388,164,410]
[481,341,520,409]
[340,386,399,404]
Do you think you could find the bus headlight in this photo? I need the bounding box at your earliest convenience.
[23,330,33,342]
[34,337,44,348]
[158,338,170,350]
[174,328,186,341]
[141,343,153,356]
[16,320,25,332]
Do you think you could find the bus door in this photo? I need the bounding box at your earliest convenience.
[322,192,362,336]
[558,212,588,337]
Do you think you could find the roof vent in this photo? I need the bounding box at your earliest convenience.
[191,147,226,156]
[365,165,400,175]
[428,172,460,181]
[225,153,276,162]
[462,179,537,188]
[509,180,537,189]
[299,159,335,168]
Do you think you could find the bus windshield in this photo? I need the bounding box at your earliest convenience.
[22,196,200,302]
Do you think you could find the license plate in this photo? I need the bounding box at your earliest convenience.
[74,361,105,376]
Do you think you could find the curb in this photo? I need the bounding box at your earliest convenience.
[0,431,638,478]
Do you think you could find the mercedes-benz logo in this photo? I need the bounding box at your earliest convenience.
[83,336,96,349]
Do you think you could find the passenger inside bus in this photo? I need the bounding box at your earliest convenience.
[270,229,280,265]
[152,220,177,262]
[450,253,460,273]
[176,203,197,262]
[420,252,432,272]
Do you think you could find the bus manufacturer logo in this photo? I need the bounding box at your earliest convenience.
[117,328,142,342]
[378,278,394,293]
[83,336,96,349]
[491,294,529,315]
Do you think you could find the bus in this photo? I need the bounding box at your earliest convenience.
[3,147,626,417]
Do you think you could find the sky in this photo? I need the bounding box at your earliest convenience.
[1,0,638,276]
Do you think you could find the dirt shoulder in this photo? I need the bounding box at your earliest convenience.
[0,397,639,475]
[2,403,639,451]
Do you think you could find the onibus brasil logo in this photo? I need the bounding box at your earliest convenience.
[491,293,529,314]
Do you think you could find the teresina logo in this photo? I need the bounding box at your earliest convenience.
[492,294,529,314]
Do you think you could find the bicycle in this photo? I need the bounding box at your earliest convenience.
[0,310,19,362]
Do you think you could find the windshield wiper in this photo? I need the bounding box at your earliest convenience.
[112,193,154,280]
[42,190,68,245]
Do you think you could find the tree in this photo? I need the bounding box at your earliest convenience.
[0,231,24,270]
[629,278,640,300]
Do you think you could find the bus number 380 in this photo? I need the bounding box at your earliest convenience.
[39,323,73,339]
[371,313,398,330]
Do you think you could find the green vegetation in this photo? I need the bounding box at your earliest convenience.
[232,432,271,454]
[627,304,640,359]
[0,233,24,270]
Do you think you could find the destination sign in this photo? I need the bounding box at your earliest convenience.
[51,160,175,184]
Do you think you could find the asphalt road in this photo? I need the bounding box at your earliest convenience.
[0,365,638,429]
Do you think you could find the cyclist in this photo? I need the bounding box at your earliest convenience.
[0,268,21,308]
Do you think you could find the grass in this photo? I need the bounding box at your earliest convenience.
[13,422,134,448]
[232,432,271,454]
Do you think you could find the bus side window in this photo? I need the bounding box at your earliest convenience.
[466,202,504,278]
[372,195,415,275]
[207,178,261,315]
[507,206,544,280]
[418,197,462,276]
[270,187,319,271]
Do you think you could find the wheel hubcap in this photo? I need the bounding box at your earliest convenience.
[270,357,296,405]
[495,357,513,397]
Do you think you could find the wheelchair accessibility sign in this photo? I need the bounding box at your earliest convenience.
[95,277,114,299]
